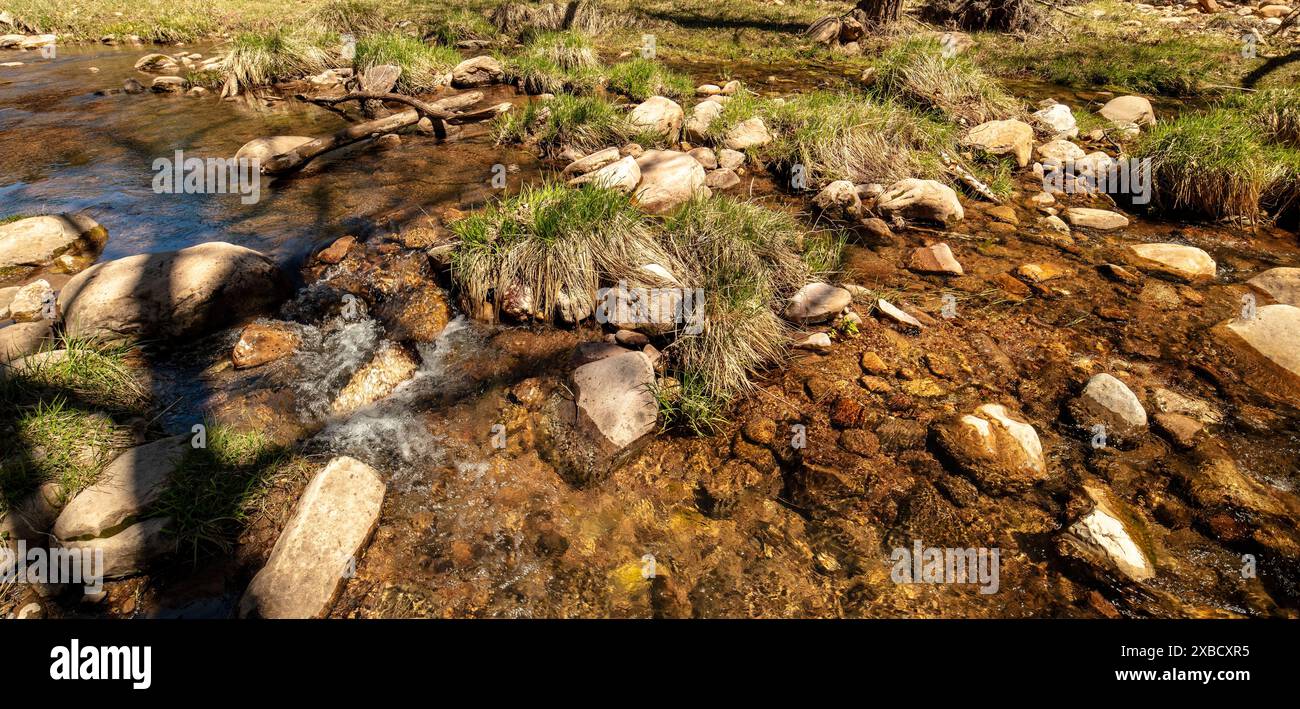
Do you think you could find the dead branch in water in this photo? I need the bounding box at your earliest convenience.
[941,151,1002,204]
[261,91,510,176]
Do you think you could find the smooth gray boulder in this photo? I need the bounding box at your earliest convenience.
[58,242,288,341]
[53,435,188,541]
[784,283,851,323]
[239,456,386,619]
[0,214,107,269]
[61,516,174,579]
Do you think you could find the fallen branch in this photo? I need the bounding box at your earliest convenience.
[262,91,509,175]
[941,151,1002,204]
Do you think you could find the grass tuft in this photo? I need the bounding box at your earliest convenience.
[224,29,336,92]
[607,58,694,101]
[873,37,1020,125]
[354,31,460,93]
[494,93,630,155]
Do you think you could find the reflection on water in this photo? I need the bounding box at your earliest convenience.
[0,42,538,266]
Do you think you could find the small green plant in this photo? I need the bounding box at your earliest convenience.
[151,424,309,559]
[650,374,729,437]
[424,8,499,46]
[494,93,630,154]
[873,37,1020,125]
[607,58,693,101]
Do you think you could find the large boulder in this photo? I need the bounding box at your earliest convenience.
[450,55,503,88]
[239,456,386,619]
[1126,243,1216,282]
[1213,304,1300,405]
[1069,373,1147,444]
[235,136,314,163]
[963,119,1034,167]
[632,150,706,214]
[58,242,289,341]
[784,282,852,323]
[876,179,964,226]
[1099,95,1156,128]
[1247,267,1300,306]
[0,214,108,270]
[628,96,684,142]
[53,436,189,542]
[722,117,772,150]
[572,351,658,454]
[934,404,1048,494]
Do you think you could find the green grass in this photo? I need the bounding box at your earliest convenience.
[354,31,460,93]
[0,338,149,516]
[450,183,670,322]
[424,7,499,46]
[607,58,693,101]
[224,29,337,93]
[760,89,956,189]
[310,0,393,35]
[499,30,604,95]
[651,372,728,437]
[1133,107,1294,220]
[704,87,768,144]
[494,93,631,155]
[150,424,309,559]
[872,37,1021,125]
[0,214,35,225]
[659,197,809,405]
[0,398,123,514]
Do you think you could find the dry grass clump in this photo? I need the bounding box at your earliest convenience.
[873,37,1021,125]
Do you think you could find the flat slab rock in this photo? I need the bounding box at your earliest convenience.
[1063,207,1128,231]
[1248,267,1300,306]
[572,351,658,454]
[1066,486,1154,582]
[1214,303,1300,405]
[1126,243,1216,282]
[785,282,851,323]
[239,456,386,619]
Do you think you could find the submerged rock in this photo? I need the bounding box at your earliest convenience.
[1070,373,1147,444]
[1065,486,1155,582]
[330,341,419,416]
[239,456,386,618]
[1126,243,1216,282]
[0,213,108,270]
[908,243,964,276]
[58,242,289,341]
[934,404,1048,494]
[572,351,658,454]
[232,321,301,369]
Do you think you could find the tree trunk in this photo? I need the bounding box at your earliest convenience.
[853,0,904,30]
